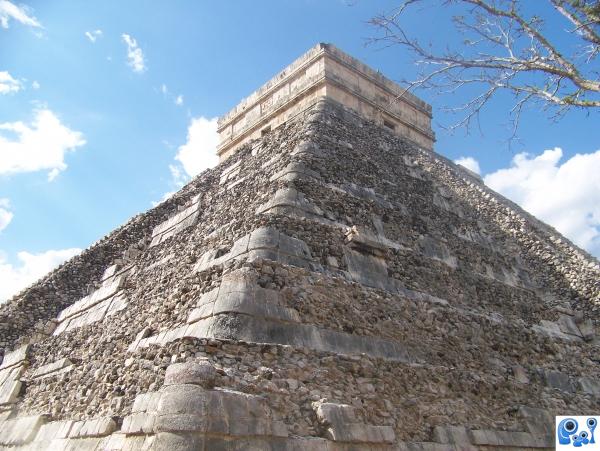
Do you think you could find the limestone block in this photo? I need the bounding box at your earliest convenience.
[0,379,21,405]
[419,236,458,269]
[256,187,323,217]
[62,437,104,450]
[132,391,161,414]
[532,320,578,341]
[557,314,582,337]
[219,160,242,185]
[33,420,74,442]
[69,416,116,438]
[195,227,317,273]
[123,434,155,451]
[579,377,600,395]
[57,277,124,322]
[313,401,395,444]
[150,201,201,247]
[343,247,393,291]
[101,432,126,450]
[121,412,156,435]
[512,365,530,384]
[518,406,554,438]
[153,432,204,451]
[0,414,48,446]
[248,226,280,251]
[188,269,300,325]
[0,345,29,370]
[101,264,119,282]
[345,225,389,255]
[157,384,208,417]
[544,370,574,393]
[469,429,550,448]
[31,357,73,380]
[396,442,471,451]
[107,294,128,315]
[164,361,217,388]
[576,318,595,341]
[432,425,471,445]
[269,162,321,182]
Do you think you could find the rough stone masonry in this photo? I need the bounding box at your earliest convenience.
[0,43,599,450]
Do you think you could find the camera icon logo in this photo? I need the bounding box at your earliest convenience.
[556,416,599,449]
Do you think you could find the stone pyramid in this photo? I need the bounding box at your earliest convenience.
[1,43,599,450]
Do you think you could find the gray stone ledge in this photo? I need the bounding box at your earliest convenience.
[150,200,201,247]
[195,227,321,273]
[130,313,413,363]
[30,358,73,380]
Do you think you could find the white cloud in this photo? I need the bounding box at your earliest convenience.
[0,71,22,94]
[0,108,86,180]
[0,0,41,29]
[121,33,146,73]
[175,95,184,106]
[85,29,102,43]
[31,80,39,89]
[174,116,219,178]
[0,248,81,303]
[160,83,168,95]
[478,147,600,257]
[0,198,13,233]
[454,156,481,175]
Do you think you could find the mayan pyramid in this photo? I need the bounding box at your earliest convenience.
[1,43,599,450]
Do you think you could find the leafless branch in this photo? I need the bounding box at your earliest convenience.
[369,0,599,137]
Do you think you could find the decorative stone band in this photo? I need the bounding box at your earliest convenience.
[0,345,29,406]
[52,265,132,336]
[0,415,116,448]
[219,159,242,185]
[187,269,300,324]
[0,414,48,446]
[256,187,325,219]
[150,197,201,247]
[30,358,74,380]
[128,268,413,361]
[194,226,323,273]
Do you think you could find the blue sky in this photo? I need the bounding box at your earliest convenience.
[1,0,598,301]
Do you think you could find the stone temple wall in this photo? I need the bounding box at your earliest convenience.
[0,98,598,450]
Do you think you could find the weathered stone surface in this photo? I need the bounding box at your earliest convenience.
[164,361,217,388]
[0,47,598,450]
[0,414,47,445]
[31,357,73,380]
[313,401,395,444]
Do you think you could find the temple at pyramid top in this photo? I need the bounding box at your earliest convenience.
[217,43,435,160]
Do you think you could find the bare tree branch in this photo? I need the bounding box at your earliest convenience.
[369,0,599,137]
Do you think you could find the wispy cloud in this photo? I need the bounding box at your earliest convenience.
[121,33,146,73]
[160,83,184,106]
[0,108,86,180]
[0,198,13,233]
[0,247,81,303]
[0,0,41,29]
[85,29,103,43]
[31,80,40,89]
[0,71,23,94]
[463,148,600,257]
